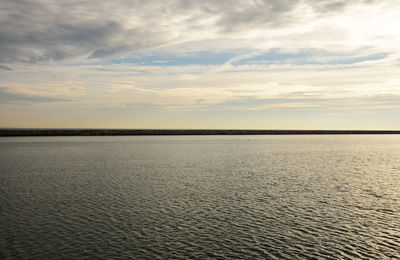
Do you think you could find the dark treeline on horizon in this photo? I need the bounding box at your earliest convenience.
[1,129,400,137]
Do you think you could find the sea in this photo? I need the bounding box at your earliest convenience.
[1,135,399,259]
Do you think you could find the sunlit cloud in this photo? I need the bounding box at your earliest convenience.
[0,0,399,129]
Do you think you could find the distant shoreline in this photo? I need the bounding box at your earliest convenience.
[1,129,400,136]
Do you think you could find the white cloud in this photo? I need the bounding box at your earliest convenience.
[1,0,396,66]
[1,0,400,129]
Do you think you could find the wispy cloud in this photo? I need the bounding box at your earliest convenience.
[0,87,71,104]
[0,0,393,66]
[0,0,399,129]
[0,65,13,70]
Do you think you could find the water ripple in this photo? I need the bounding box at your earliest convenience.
[1,135,400,259]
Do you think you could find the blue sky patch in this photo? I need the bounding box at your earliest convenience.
[109,50,243,66]
[106,48,388,68]
[232,49,388,66]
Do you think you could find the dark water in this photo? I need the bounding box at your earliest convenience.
[1,135,399,259]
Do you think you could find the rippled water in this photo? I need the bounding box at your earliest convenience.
[1,135,399,259]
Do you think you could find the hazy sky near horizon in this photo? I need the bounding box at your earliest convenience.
[1,0,400,129]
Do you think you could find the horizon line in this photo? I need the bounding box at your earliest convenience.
[1,129,400,137]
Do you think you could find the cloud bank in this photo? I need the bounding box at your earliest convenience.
[0,0,386,65]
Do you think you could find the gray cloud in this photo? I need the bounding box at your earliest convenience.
[0,0,378,66]
[0,87,71,103]
[0,65,12,70]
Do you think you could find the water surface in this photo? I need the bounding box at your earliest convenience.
[1,135,399,259]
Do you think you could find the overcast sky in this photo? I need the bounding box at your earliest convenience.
[1,0,400,129]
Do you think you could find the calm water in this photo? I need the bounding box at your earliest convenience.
[1,135,399,259]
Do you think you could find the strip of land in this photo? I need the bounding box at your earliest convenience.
[1,129,400,136]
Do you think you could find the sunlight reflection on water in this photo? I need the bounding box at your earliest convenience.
[1,135,399,259]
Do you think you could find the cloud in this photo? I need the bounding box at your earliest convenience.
[0,0,385,66]
[0,0,174,65]
[1,0,399,129]
[0,65,12,70]
[0,87,71,103]
[120,93,400,113]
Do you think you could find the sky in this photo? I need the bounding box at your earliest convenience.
[1,0,400,129]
